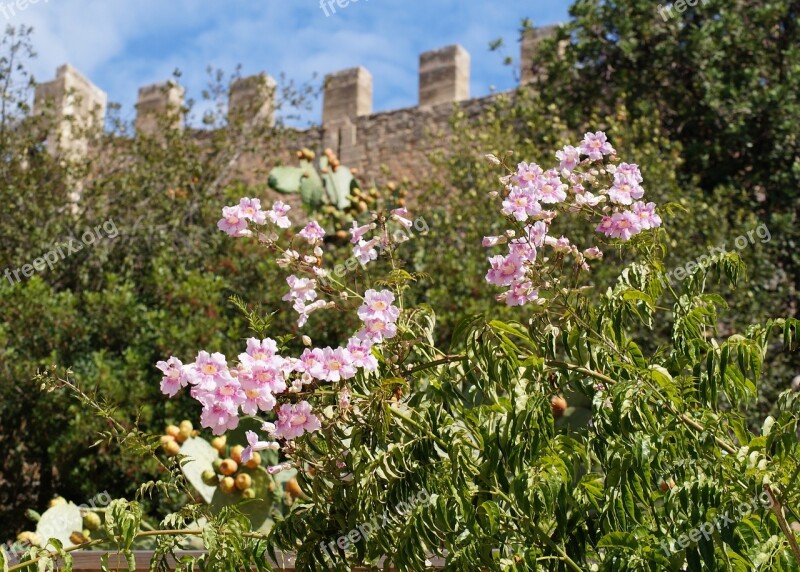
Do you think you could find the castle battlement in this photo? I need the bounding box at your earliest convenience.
[33,25,561,183]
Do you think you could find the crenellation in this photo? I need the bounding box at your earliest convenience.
[34,25,559,182]
[418,44,470,109]
[33,64,107,157]
[135,80,185,135]
[229,73,277,125]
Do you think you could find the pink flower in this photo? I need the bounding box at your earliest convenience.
[583,246,603,260]
[485,253,525,287]
[237,198,267,224]
[595,216,615,237]
[616,163,643,183]
[391,208,413,229]
[482,235,507,248]
[200,402,240,435]
[608,175,644,205]
[296,347,325,375]
[238,374,277,415]
[347,337,378,371]
[217,206,250,237]
[298,221,325,243]
[579,131,616,161]
[316,347,356,382]
[294,299,330,327]
[274,401,321,441]
[356,317,398,343]
[572,191,604,209]
[513,162,544,189]
[499,281,539,307]
[350,221,376,244]
[358,290,400,323]
[282,275,317,303]
[607,211,642,241]
[556,145,580,172]
[537,170,568,204]
[268,201,291,228]
[631,201,662,230]
[241,430,279,464]
[240,338,278,363]
[545,235,572,253]
[157,356,187,397]
[247,360,287,394]
[353,238,379,265]
[187,351,229,390]
[502,187,542,221]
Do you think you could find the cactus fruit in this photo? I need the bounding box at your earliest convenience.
[245,452,261,469]
[230,445,245,464]
[48,497,67,508]
[242,488,256,499]
[210,436,226,452]
[219,459,238,476]
[551,396,567,418]
[17,531,41,546]
[82,512,102,531]
[201,469,219,486]
[163,440,181,456]
[219,477,236,494]
[165,425,180,439]
[235,473,253,491]
[212,458,223,474]
[285,478,303,499]
[70,530,90,545]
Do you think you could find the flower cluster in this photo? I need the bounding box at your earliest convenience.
[484,131,661,306]
[217,198,292,237]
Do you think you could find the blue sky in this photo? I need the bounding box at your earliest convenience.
[14,0,571,126]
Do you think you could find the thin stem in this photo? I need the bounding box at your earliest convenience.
[764,484,800,565]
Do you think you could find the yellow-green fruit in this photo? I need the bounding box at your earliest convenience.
[230,445,244,464]
[178,420,193,441]
[335,230,348,240]
[212,459,223,474]
[201,469,218,486]
[83,512,102,531]
[69,531,89,545]
[17,531,41,546]
[242,488,256,499]
[49,496,66,508]
[235,473,253,491]
[368,188,379,198]
[285,478,303,499]
[219,459,238,476]
[165,425,180,439]
[219,477,236,494]
[210,436,226,452]
[160,435,175,446]
[357,201,368,213]
[164,440,181,456]
[245,452,261,469]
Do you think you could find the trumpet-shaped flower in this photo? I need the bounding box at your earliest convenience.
[274,401,321,441]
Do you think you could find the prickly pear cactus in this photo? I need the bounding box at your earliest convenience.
[267,147,359,214]
[162,418,294,533]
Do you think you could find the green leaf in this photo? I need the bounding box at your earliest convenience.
[267,165,304,194]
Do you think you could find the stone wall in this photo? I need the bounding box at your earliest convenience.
[33,25,560,185]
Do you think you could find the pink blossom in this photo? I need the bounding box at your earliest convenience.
[187,351,229,389]
[237,198,267,224]
[482,236,507,248]
[608,176,644,205]
[267,201,291,228]
[157,356,187,397]
[282,275,317,303]
[545,235,572,253]
[391,208,413,229]
[241,430,279,464]
[607,211,642,241]
[579,131,616,161]
[485,253,526,287]
[357,289,400,323]
[353,238,379,265]
[296,347,325,375]
[350,221,376,244]
[583,246,603,260]
[316,347,356,382]
[537,170,568,204]
[513,162,544,189]
[616,163,643,183]
[293,299,330,328]
[273,401,321,441]
[499,281,539,307]
[298,221,325,244]
[556,145,580,172]
[356,317,398,343]
[572,191,605,209]
[501,187,542,221]
[631,201,662,230]
[217,206,250,237]
[240,337,278,363]
[347,337,378,371]
[595,216,615,237]
[239,374,277,415]
[247,360,287,394]
[200,402,240,435]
